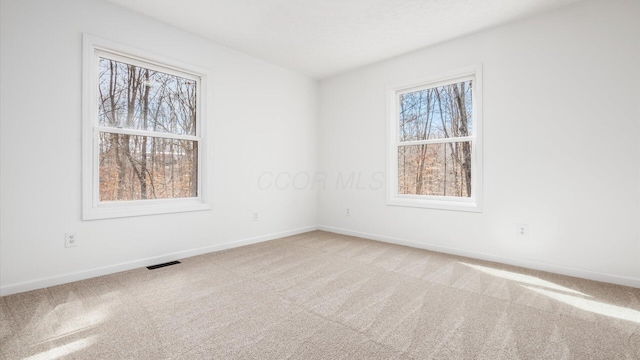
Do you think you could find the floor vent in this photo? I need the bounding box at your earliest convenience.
[147,261,181,270]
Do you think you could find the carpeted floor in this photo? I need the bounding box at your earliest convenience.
[1,230,639,359]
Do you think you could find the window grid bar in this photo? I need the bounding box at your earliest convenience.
[397,136,474,146]
[96,126,200,142]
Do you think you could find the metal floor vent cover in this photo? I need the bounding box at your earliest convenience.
[147,260,181,270]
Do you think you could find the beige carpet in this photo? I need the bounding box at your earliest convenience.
[1,231,639,359]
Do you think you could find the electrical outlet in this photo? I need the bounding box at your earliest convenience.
[252,212,259,222]
[516,224,529,239]
[65,233,78,247]
[346,208,350,216]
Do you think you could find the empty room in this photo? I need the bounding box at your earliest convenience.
[1,0,639,358]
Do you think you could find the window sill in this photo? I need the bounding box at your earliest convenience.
[387,196,482,213]
[82,198,211,220]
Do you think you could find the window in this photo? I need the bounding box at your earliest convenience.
[387,65,482,212]
[82,35,210,220]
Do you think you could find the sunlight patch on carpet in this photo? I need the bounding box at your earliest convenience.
[523,286,640,324]
[459,262,588,296]
[24,335,98,360]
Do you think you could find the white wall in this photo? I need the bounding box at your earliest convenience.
[318,0,640,286]
[0,0,318,294]
[2,0,639,295]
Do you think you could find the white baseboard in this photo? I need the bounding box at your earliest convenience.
[0,226,318,296]
[3,224,637,296]
[318,225,640,289]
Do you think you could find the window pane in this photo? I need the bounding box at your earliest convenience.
[98,57,197,136]
[99,133,198,201]
[397,142,472,197]
[398,80,472,141]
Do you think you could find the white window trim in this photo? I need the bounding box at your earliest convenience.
[82,34,211,220]
[386,64,483,212]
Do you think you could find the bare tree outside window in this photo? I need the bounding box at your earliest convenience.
[397,80,473,197]
[97,57,198,202]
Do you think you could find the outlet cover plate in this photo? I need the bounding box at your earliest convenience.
[65,233,78,247]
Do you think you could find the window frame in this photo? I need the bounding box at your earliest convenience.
[386,64,483,212]
[82,34,211,220]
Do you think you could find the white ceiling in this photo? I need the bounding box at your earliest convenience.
[107,0,582,79]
